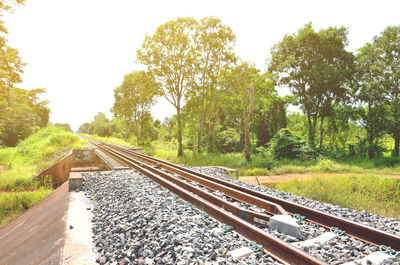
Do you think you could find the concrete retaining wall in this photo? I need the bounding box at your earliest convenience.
[36,153,73,188]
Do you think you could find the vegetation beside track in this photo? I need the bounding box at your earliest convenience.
[141,141,400,176]
[270,175,400,218]
[0,126,83,228]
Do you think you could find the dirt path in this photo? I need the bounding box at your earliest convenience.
[0,165,5,174]
[238,173,400,186]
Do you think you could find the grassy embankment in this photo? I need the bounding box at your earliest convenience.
[0,126,83,228]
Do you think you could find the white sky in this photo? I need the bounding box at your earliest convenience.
[4,0,400,131]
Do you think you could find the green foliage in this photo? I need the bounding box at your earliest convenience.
[111,71,160,143]
[271,175,400,218]
[269,22,354,146]
[53,122,72,132]
[0,188,52,228]
[215,128,240,153]
[267,129,304,159]
[0,88,50,146]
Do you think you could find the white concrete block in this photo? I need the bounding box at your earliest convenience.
[227,247,254,260]
[342,251,391,265]
[268,214,300,238]
[292,232,338,248]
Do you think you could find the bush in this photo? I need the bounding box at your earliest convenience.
[267,129,305,159]
[350,138,386,159]
[215,128,241,153]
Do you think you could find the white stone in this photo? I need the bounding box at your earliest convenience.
[227,247,254,260]
[210,227,224,235]
[268,214,300,237]
[342,251,391,265]
[292,232,338,248]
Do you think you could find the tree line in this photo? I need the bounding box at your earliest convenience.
[79,17,400,161]
[0,0,50,147]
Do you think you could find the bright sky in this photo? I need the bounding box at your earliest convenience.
[4,0,400,131]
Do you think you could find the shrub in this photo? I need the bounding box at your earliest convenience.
[267,129,305,159]
[215,128,241,153]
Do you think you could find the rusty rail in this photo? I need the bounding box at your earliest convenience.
[92,141,327,265]
[103,142,400,250]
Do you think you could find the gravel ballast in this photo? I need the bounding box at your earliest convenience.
[81,166,400,265]
[82,170,281,265]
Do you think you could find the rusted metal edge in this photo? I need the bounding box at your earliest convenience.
[95,143,327,265]
[106,142,400,250]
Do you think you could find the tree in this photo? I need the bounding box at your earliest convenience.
[354,43,387,149]
[111,71,159,144]
[269,23,354,147]
[220,63,266,161]
[373,26,400,156]
[0,87,49,146]
[188,16,236,152]
[0,0,25,102]
[91,113,112,137]
[54,123,73,132]
[137,17,198,156]
[77,122,93,134]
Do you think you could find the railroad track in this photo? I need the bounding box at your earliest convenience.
[90,140,400,265]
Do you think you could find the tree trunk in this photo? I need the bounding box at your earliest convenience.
[124,118,129,141]
[394,134,400,157]
[368,101,373,145]
[197,111,205,153]
[177,105,183,157]
[306,111,314,146]
[319,116,325,149]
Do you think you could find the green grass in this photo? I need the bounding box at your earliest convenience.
[270,175,400,218]
[0,126,83,191]
[0,126,83,228]
[0,187,52,228]
[141,141,400,176]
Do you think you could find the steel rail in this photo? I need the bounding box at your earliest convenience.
[93,141,327,265]
[98,143,287,215]
[94,142,272,226]
[102,142,400,250]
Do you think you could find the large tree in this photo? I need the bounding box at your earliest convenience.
[137,17,198,156]
[269,23,354,147]
[0,0,25,101]
[219,63,268,161]
[373,26,400,156]
[111,71,159,143]
[354,43,387,148]
[189,16,236,152]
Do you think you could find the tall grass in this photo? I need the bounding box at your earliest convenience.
[0,126,83,191]
[270,175,400,218]
[0,126,83,228]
